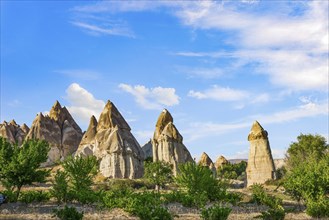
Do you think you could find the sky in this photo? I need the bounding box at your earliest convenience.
[1,0,328,161]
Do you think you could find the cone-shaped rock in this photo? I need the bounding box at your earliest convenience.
[215,155,229,170]
[152,109,193,176]
[141,140,153,159]
[25,101,83,165]
[198,152,216,177]
[246,121,276,187]
[0,120,29,145]
[76,100,144,179]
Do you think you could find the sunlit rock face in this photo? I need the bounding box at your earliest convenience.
[76,100,144,179]
[215,155,229,170]
[152,109,193,176]
[198,152,217,177]
[25,101,83,166]
[246,121,276,187]
[0,120,29,145]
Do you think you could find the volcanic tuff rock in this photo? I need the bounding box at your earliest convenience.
[0,120,29,145]
[76,101,144,179]
[215,155,229,170]
[246,121,276,187]
[25,101,83,166]
[152,109,193,176]
[198,152,216,177]
[141,140,153,159]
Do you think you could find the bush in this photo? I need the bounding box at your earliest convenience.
[201,204,232,220]
[52,205,83,220]
[50,170,70,204]
[144,161,173,192]
[305,195,329,218]
[176,162,227,203]
[0,190,16,203]
[163,190,208,208]
[251,184,285,220]
[218,161,247,180]
[19,190,50,204]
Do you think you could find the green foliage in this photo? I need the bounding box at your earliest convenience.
[285,134,328,170]
[0,138,50,201]
[176,162,226,203]
[19,190,50,204]
[163,190,208,208]
[52,205,83,220]
[50,170,70,204]
[144,161,173,192]
[0,190,17,203]
[305,195,329,218]
[201,204,232,220]
[251,184,285,220]
[218,161,247,180]
[102,189,173,220]
[62,156,99,204]
[283,134,329,218]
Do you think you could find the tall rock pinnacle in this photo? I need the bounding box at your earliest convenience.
[0,120,29,145]
[76,100,144,179]
[152,109,193,176]
[246,121,276,187]
[25,101,83,166]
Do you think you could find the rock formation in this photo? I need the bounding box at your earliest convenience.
[76,101,144,179]
[141,140,153,159]
[246,121,276,187]
[215,155,229,170]
[25,101,83,166]
[198,152,216,177]
[0,120,29,145]
[152,109,193,176]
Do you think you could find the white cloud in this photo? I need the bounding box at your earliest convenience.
[183,100,328,142]
[251,93,270,104]
[119,83,180,110]
[8,99,22,107]
[133,130,154,145]
[71,21,135,38]
[178,67,223,79]
[188,85,249,101]
[54,69,100,80]
[65,83,105,126]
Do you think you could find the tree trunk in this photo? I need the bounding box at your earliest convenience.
[15,185,22,202]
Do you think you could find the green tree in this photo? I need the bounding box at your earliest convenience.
[285,134,328,170]
[62,155,98,204]
[218,161,247,180]
[176,162,225,202]
[0,137,50,201]
[284,134,329,217]
[144,161,173,192]
[50,170,70,204]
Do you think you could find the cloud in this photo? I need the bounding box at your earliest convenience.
[172,1,329,92]
[54,69,101,80]
[183,100,328,142]
[71,21,135,38]
[133,130,154,145]
[188,85,249,101]
[8,99,22,107]
[119,83,180,110]
[65,83,105,126]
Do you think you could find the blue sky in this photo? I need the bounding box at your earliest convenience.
[1,0,328,161]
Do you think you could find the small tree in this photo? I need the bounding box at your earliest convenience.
[176,162,225,201]
[62,156,98,204]
[144,161,173,192]
[50,170,70,204]
[0,137,50,201]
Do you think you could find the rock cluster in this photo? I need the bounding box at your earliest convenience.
[76,100,144,179]
[198,152,216,177]
[0,120,29,145]
[25,101,83,166]
[152,109,193,176]
[141,140,153,159]
[246,121,276,187]
[215,155,229,170]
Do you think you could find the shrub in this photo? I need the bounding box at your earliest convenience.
[201,204,232,220]
[50,170,70,204]
[305,195,329,218]
[0,190,16,203]
[251,184,285,220]
[218,161,247,180]
[163,190,208,208]
[52,205,83,220]
[19,190,50,204]
[176,162,226,203]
